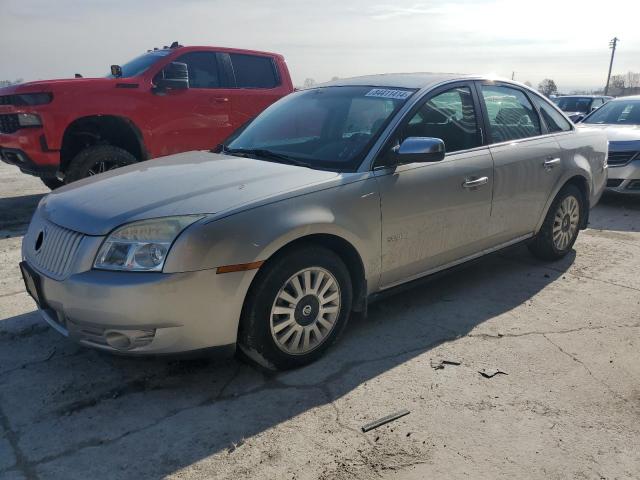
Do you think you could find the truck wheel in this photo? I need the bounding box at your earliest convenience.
[528,184,584,261]
[238,246,352,371]
[40,177,64,190]
[64,145,137,184]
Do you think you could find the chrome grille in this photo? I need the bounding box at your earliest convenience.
[0,114,20,134]
[28,221,84,279]
[607,150,638,167]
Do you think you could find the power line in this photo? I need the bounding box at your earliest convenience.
[604,37,619,96]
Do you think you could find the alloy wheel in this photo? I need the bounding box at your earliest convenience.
[552,195,579,251]
[270,267,341,355]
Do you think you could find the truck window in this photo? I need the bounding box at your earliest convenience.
[229,54,279,89]
[175,52,221,88]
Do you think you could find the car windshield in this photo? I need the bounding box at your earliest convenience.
[582,99,640,125]
[555,97,592,113]
[224,86,416,171]
[106,50,171,78]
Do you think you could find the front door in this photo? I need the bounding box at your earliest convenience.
[148,51,235,157]
[375,83,495,288]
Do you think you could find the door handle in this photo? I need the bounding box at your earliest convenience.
[544,157,561,169]
[212,97,229,104]
[462,176,489,189]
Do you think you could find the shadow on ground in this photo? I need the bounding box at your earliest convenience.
[0,194,44,236]
[0,244,575,479]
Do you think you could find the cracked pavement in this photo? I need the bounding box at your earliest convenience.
[1,162,639,480]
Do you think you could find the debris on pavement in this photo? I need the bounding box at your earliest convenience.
[478,368,508,378]
[430,359,461,370]
[361,409,411,433]
[227,438,245,454]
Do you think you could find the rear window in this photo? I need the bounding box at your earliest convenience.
[230,54,279,89]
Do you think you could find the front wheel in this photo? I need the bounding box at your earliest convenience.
[528,184,584,260]
[64,145,137,184]
[238,246,353,370]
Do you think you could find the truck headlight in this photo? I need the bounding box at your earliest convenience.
[14,93,53,106]
[94,215,204,272]
[17,113,42,127]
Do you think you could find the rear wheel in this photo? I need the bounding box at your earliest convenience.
[64,145,137,184]
[238,246,352,370]
[528,184,583,260]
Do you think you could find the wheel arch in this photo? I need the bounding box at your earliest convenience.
[536,173,591,233]
[253,233,368,314]
[60,115,149,171]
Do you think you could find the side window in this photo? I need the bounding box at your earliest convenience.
[531,95,572,133]
[229,54,279,89]
[175,52,220,88]
[591,98,603,109]
[403,86,481,153]
[480,85,542,142]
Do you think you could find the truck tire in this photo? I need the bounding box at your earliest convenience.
[528,184,584,261]
[238,246,353,371]
[64,145,137,184]
[40,177,64,190]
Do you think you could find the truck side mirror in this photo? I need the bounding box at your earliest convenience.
[155,62,189,92]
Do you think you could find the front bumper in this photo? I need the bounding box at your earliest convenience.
[0,128,59,177]
[26,264,251,356]
[606,161,640,194]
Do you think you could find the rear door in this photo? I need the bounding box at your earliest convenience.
[375,82,495,288]
[222,53,287,131]
[476,82,565,242]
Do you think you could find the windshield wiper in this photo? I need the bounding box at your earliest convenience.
[224,148,313,169]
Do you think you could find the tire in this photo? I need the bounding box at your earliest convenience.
[40,177,63,190]
[64,145,137,184]
[528,184,584,261]
[238,246,353,371]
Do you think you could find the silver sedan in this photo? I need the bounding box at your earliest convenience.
[578,95,640,194]
[20,74,608,369]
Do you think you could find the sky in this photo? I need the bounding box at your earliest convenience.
[1,0,638,92]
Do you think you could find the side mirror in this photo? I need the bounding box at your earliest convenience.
[155,62,189,92]
[110,65,123,78]
[394,137,445,164]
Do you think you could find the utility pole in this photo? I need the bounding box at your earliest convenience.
[511,71,515,80]
[604,37,619,95]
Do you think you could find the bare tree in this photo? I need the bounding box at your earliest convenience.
[538,79,558,97]
[302,78,316,89]
[524,81,533,87]
[610,75,626,89]
[0,78,24,87]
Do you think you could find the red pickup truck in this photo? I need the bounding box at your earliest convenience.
[0,43,293,188]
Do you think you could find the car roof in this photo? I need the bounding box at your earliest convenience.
[611,95,640,101]
[317,73,490,90]
[557,95,608,99]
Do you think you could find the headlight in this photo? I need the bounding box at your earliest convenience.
[14,93,53,106]
[17,113,42,127]
[94,215,204,272]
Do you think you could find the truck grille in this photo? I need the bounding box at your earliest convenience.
[0,114,20,134]
[27,221,85,280]
[607,151,638,167]
[0,95,18,106]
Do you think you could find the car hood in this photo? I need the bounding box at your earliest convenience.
[0,78,137,96]
[577,123,640,142]
[40,151,340,235]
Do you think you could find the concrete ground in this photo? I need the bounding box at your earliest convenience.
[0,161,639,480]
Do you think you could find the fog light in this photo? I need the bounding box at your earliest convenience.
[17,113,42,127]
[104,329,155,351]
[105,331,133,350]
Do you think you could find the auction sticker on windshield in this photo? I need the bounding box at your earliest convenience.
[365,88,412,99]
